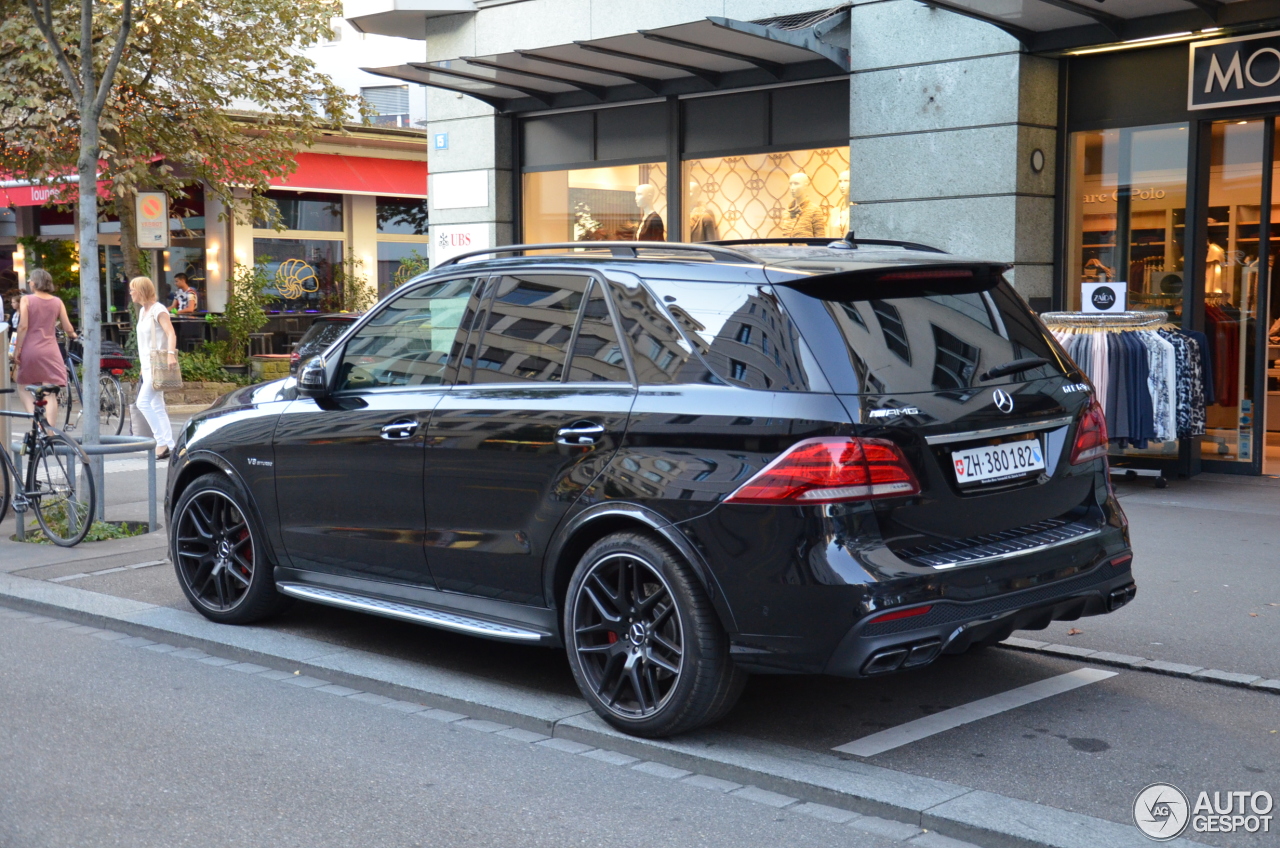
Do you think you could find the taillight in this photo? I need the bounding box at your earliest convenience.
[1070,400,1109,465]
[865,604,933,625]
[725,437,920,505]
[290,352,300,364]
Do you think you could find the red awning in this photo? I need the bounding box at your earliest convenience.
[0,178,111,207]
[269,152,427,198]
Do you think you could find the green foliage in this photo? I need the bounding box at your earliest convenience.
[394,250,431,288]
[121,345,252,386]
[328,254,377,314]
[16,500,148,545]
[214,263,272,365]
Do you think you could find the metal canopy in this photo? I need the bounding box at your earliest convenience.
[364,9,850,114]
[921,0,1280,52]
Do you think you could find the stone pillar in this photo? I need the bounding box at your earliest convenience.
[847,0,1058,301]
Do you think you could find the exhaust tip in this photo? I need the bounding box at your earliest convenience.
[862,647,909,675]
[1107,583,1137,612]
[862,638,944,675]
[903,639,942,668]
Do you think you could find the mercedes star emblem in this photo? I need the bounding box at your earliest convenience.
[992,389,1015,414]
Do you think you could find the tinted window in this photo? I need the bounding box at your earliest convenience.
[640,280,818,391]
[821,282,1065,395]
[607,279,696,385]
[335,277,478,391]
[298,320,352,355]
[467,274,587,384]
[567,282,627,383]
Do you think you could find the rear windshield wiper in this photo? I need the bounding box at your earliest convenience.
[979,357,1052,382]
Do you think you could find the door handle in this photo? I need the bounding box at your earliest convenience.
[380,419,420,440]
[556,421,605,446]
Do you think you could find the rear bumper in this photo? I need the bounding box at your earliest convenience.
[822,552,1135,677]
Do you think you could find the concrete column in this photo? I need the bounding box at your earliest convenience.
[847,0,1058,301]
[204,189,229,312]
[349,194,378,297]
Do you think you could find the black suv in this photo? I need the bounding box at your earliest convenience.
[166,238,1134,738]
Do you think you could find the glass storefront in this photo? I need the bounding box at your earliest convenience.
[524,163,668,244]
[253,237,343,310]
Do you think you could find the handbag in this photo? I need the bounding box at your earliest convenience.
[147,305,183,391]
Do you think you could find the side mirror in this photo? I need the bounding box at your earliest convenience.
[297,356,329,399]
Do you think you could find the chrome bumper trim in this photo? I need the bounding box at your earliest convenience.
[924,415,1073,445]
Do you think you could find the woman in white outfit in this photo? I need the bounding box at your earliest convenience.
[130,276,177,459]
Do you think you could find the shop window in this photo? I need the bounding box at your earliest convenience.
[466,274,588,384]
[523,163,667,244]
[257,190,343,232]
[376,242,429,296]
[377,197,429,235]
[253,238,342,310]
[1065,123,1188,314]
[683,147,849,242]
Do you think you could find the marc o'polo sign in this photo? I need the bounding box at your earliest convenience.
[1190,31,1280,110]
[1083,282,1125,314]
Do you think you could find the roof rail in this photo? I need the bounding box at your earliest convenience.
[707,236,947,254]
[433,241,761,269]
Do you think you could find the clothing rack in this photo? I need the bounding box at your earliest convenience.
[1040,310,1169,329]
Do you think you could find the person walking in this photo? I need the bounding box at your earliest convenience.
[130,276,177,459]
[12,269,77,425]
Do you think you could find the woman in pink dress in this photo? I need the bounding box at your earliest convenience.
[12,268,79,425]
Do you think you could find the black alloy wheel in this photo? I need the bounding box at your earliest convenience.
[172,473,289,624]
[564,532,746,737]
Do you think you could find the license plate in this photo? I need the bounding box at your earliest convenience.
[952,439,1045,486]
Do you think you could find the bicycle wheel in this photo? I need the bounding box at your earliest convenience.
[98,375,126,436]
[60,383,76,431]
[0,456,10,525]
[28,431,95,546]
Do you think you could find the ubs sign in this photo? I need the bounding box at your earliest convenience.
[1190,31,1280,110]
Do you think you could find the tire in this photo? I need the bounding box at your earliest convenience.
[171,473,290,624]
[98,375,126,436]
[28,430,95,547]
[563,531,746,738]
[0,457,10,525]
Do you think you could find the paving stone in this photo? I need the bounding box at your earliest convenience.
[143,643,180,653]
[198,656,236,667]
[537,738,595,755]
[681,774,742,793]
[225,662,270,674]
[1191,669,1262,686]
[1250,679,1280,693]
[1000,636,1048,650]
[1087,651,1149,667]
[581,749,639,766]
[118,636,157,648]
[40,620,79,630]
[381,700,428,714]
[418,709,467,723]
[256,669,296,681]
[92,631,130,642]
[850,815,923,840]
[170,647,210,659]
[630,761,691,780]
[730,786,798,808]
[497,728,550,744]
[1038,643,1097,658]
[456,719,511,733]
[1136,660,1204,677]
[348,693,395,706]
[282,675,328,688]
[315,684,363,697]
[792,802,859,823]
[909,831,986,848]
[0,609,31,618]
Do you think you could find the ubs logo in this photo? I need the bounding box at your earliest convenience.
[992,389,1015,414]
[1090,286,1117,311]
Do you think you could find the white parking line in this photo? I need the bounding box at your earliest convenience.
[832,667,1118,757]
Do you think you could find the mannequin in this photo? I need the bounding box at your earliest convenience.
[781,172,825,238]
[634,184,664,241]
[827,170,850,238]
[687,180,719,242]
[1206,242,1225,294]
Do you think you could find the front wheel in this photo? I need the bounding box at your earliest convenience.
[28,431,96,547]
[564,532,746,738]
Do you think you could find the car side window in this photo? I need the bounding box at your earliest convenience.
[467,274,588,384]
[334,277,479,392]
[566,280,629,383]
[606,279,697,385]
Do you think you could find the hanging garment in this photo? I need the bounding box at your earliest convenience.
[1186,329,1215,407]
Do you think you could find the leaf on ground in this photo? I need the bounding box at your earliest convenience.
[1250,613,1259,617]
[1067,628,1084,636]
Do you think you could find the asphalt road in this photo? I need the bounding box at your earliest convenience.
[0,612,907,848]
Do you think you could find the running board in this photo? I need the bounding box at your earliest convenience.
[276,583,546,643]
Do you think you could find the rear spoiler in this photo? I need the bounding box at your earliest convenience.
[771,262,1012,300]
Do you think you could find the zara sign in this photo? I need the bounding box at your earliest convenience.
[1190,31,1280,110]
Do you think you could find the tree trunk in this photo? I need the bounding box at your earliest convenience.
[116,191,144,280]
[79,103,103,502]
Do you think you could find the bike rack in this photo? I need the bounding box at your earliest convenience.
[9,434,158,542]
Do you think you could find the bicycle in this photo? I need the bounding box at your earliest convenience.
[57,340,128,436]
[0,385,97,547]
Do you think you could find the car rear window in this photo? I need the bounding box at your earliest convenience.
[783,278,1066,396]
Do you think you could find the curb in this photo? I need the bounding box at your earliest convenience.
[998,637,1280,694]
[0,573,1206,848]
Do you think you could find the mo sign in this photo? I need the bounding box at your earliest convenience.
[1191,31,1280,110]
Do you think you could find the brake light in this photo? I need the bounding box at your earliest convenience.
[725,437,920,505]
[290,352,300,364]
[865,604,934,624]
[1070,400,1109,465]
[876,269,973,282]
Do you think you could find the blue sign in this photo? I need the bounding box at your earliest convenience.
[434,132,449,150]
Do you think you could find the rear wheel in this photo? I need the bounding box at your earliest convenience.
[564,531,746,737]
[98,374,126,435]
[0,457,11,525]
[171,473,290,624]
[28,431,95,547]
